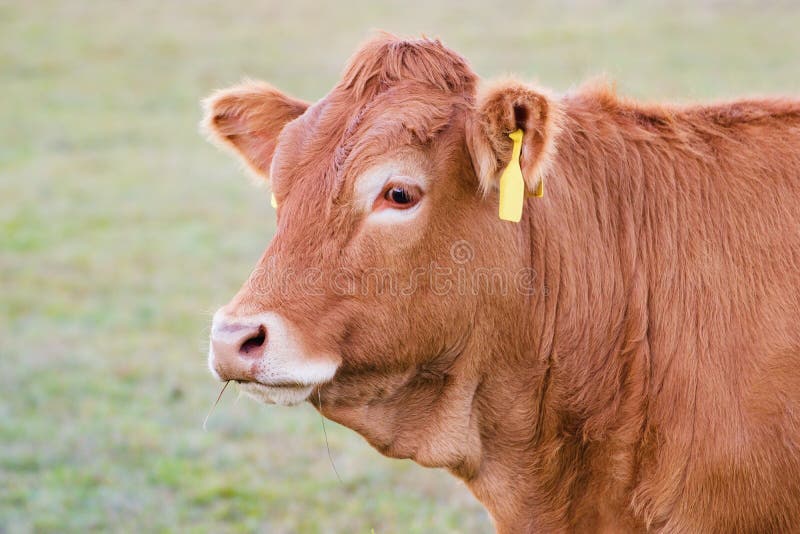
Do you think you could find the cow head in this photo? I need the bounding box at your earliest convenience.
[204,35,561,474]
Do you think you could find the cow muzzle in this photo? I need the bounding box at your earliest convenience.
[208,310,340,405]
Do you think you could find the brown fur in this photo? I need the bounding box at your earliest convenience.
[203,34,800,532]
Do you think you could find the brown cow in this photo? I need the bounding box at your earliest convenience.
[203,34,800,532]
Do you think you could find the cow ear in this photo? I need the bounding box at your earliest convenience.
[202,80,309,179]
[466,80,562,195]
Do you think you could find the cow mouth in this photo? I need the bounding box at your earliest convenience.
[236,380,316,406]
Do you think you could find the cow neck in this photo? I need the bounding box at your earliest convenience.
[465,116,650,531]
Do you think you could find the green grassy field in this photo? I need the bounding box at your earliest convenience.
[1,0,799,531]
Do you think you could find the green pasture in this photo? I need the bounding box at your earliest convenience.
[1,0,798,531]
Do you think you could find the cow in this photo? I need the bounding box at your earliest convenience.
[202,34,800,532]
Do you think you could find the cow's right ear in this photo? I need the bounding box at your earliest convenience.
[202,81,309,179]
[466,80,562,195]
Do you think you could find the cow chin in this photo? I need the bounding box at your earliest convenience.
[238,381,315,406]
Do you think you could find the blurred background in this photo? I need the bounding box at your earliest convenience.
[1,0,798,531]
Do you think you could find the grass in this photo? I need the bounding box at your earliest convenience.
[1,0,798,531]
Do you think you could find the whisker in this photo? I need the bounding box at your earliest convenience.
[203,380,230,431]
[318,388,343,484]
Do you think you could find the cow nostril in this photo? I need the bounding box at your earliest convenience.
[238,325,267,356]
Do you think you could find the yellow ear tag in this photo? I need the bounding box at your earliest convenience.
[498,129,525,222]
[532,174,544,197]
[270,193,278,209]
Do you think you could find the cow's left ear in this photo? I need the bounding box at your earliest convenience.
[466,80,562,195]
[202,80,309,180]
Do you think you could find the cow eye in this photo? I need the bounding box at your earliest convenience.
[379,184,422,210]
[388,186,412,204]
